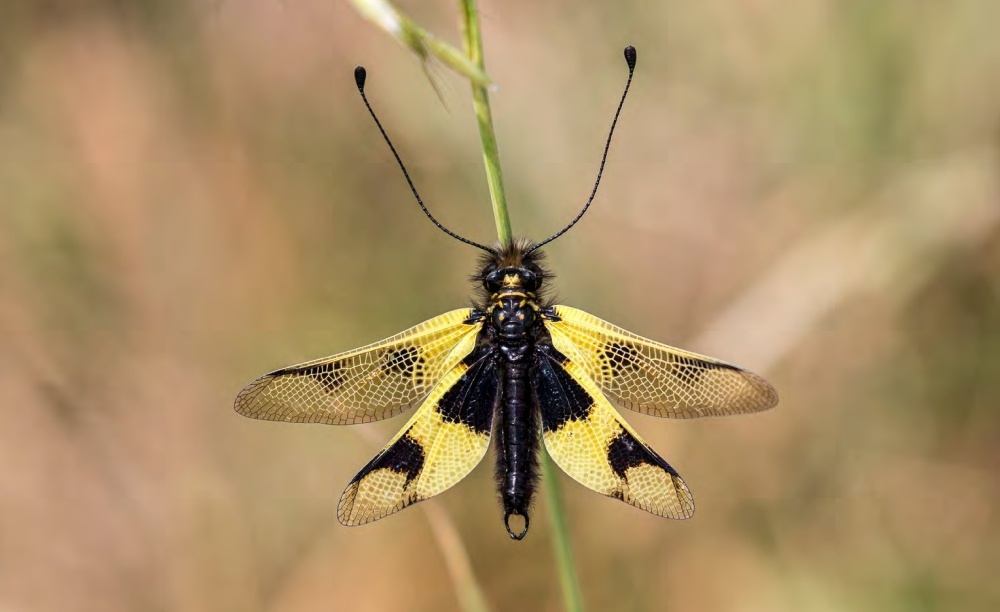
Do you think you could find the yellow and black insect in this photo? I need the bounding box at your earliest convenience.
[235,46,778,540]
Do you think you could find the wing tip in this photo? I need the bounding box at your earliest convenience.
[337,480,414,527]
[337,482,378,526]
[671,474,696,519]
[233,375,274,415]
[617,479,696,520]
[336,484,361,526]
[743,369,780,412]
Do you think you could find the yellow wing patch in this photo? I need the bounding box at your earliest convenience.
[545,306,777,418]
[534,351,694,519]
[235,309,480,425]
[338,352,498,525]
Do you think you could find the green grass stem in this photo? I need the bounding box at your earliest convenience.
[458,0,512,246]
[541,448,585,612]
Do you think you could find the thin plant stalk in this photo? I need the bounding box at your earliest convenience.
[540,448,585,612]
[457,2,583,611]
[458,0,512,245]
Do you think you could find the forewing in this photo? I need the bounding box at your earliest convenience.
[533,349,694,519]
[338,349,499,525]
[235,309,481,425]
[545,306,778,418]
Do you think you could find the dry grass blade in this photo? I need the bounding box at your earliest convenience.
[349,0,492,90]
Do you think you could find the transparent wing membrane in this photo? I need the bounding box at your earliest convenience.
[545,306,778,419]
[235,309,481,425]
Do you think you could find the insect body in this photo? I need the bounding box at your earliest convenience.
[235,46,778,540]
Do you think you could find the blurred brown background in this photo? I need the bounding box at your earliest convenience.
[2,1,1000,610]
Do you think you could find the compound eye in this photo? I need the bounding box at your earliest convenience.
[521,270,540,292]
[483,270,503,292]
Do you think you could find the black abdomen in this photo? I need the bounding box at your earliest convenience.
[494,343,539,540]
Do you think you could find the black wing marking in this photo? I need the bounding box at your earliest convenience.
[533,345,694,519]
[338,347,500,525]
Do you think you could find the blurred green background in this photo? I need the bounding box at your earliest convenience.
[2,1,1000,610]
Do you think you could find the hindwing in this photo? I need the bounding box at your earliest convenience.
[544,306,777,419]
[533,347,695,519]
[338,348,499,525]
[235,309,481,425]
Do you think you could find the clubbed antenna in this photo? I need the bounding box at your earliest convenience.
[527,45,638,254]
[354,66,496,255]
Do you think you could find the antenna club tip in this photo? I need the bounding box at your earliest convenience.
[624,45,637,70]
[354,66,367,91]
